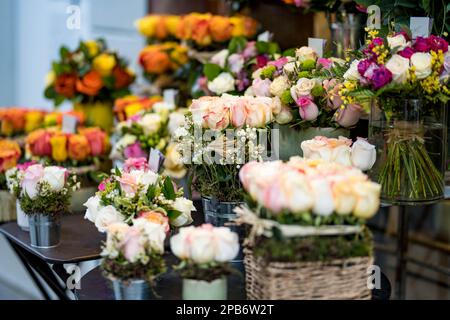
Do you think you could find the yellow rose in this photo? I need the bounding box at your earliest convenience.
[135,16,158,37]
[92,53,116,76]
[230,17,244,37]
[1,121,13,136]
[45,71,56,87]
[50,134,68,162]
[84,40,100,57]
[124,103,144,118]
[170,46,188,66]
[166,15,180,36]
[25,111,44,133]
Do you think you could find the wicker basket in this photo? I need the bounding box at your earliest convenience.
[244,248,373,300]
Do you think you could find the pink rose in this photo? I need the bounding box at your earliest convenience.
[263,181,286,213]
[256,55,269,68]
[334,104,362,128]
[121,227,145,262]
[123,142,147,159]
[268,57,288,70]
[203,104,230,130]
[31,131,52,157]
[317,58,333,69]
[413,37,431,52]
[323,79,343,110]
[398,47,415,59]
[230,102,247,128]
[296,97,319,121]
[98,181,106,191]
[22,164,44,198]
[117,172,139,196]
[251,78,272,97]
[123,157,149,172]
[17,161,37,171]
[243,41,257,59]
[83,130,106,156]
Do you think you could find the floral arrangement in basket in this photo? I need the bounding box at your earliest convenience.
[301,136,376,171]
[101,218,167,287]
[135,13,259,48]
[175,95,286,202]
[339,29,450,203]
[7,163,79,216]
[248,46,362,129]
[110,106,187,179]
[235,157,381,299]
[0,140,21,190]
[84,157,195,233]
[170,224,239,300]
[114,95,163,122]
[25,126,110,168]
[0,108,47,138]
[44,39,135,106]
[196,36,281,97]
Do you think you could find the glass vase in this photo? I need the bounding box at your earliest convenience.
[369,98,447,205]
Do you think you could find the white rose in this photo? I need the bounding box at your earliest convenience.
[189,228,216,264]
[168,112,186,135]
[42,166,66,191]
[385,54,410,84]
[332,181,357,215]
[283,61,297,75]
[270,76,290,97]
[275,104,293,124]
[310,178,335,216]
[84,195,101,223]
[343,60,361,81]
[351,138,376,171]
[227,53,245,74]
[387,34,409,50]
[295,46,317,62]
[331,145,352,166]
[210,49,229,68]
[132,218,166,253]
[244,86,255,96]
[353,181,381,219]
[138,113,162,135]
[290,78,316,100]
[189,97,214,125]
[411,52,432,80]
[207,72,235,95]
[171,197,195,227]
[95,205,124,233]
[153,101,175,113]
[280,172,314,213]
[170,227,192,259]
[213,227,239,262]
[129,169,158,193]
[301,139,332,161]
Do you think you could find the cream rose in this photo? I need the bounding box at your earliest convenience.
[387,34,409,50]
[132,218,166,253]
[84,195,101,223]
[351,138,376,171]
[411,52,432,80]
[212,227,240,262]
[385,54,410,84]
[270,76,290,97]
[94,205,124,233]
[343,60,361,81]
[168,112,186,135]
[353,181,381,219]
[210,49,228,68]
[295,46,317,62]
[138,113,162,135]
[172,197,195,227]
[207,72,235,95]
[290,78,316,100]
[42,166,66,191]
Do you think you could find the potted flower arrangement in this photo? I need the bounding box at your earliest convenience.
[84,157,195,233]
[170,224,240,300]
[175,95,286,226]
[248,46,362,159]
[44,39,135,132]
[110,106,187,179]
[301,135,376,171]
[101,217,167,300]
[339,29,450,204]
[236,157,381,299]
[114,95,162,122]
[8,163,79,247]
[0,140,21,222]
[196,36,281,97]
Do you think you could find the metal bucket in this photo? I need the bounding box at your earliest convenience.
[112,279,152,300]
[182,277,227,300]
[16,200,29,231]
[28,214,61,248]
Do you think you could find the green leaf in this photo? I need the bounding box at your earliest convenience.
[54,95,66,106]
[268,42,280,55]
[162,176,176,200]
[115,167,122,177]
[282,48,296,57]
[167,209,182,221]
[228,37,246,54]
[60,46,70,60]
[203,63,222,81]
[146,184,157,200]
[255,41,269,54]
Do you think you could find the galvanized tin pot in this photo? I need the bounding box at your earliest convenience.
[28,214,61,248]
[16,200,29,231]
[112,279,152,300]
[182,277,227,300]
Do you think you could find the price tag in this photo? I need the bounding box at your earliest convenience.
[308,38,327,58]
[410,17,433,39]
[148,148,165,173]
[163,89,177,107]
[257,31,272,42]
[62,114,77,134]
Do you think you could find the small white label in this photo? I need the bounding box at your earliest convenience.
[257,31,272,42]
[148,148,165,173]
[62,114,77,134]
[308,38,327,58]
[163,89,177,107]
[410,17,433,39]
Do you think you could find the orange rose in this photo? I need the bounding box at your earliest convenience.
[0,140,21,172]
[191,18,211,46]
[139,48,171,74]
[76,70,103,96]
[243,17,259,37]
[155,16,169,40]
[55,73,77,98]
[209,16,233,42]
[68,134,91,161]
[112,66,133,89]
[79,127,108,157]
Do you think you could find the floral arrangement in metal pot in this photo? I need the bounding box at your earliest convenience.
[84,157,195,233]
[44,39,135,106]
[235,157,381,261]
[100,217,167,285]
[248,46,362,129]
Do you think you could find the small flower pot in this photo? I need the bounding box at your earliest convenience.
[16,199,29,231]
[182,277,227,300]
[0,191,16,223]
[112,279,152,300]
[28,214,61,248]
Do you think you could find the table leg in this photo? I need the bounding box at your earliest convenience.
[395,205,409,300]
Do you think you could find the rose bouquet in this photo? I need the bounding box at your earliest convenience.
[176,95,285,202]
[0,108,47,138]
[301,136,376,171]
[84,158,195,233]
[114,95,163,122]
[339,29,450,203]
[101,218,167,299]
[196,36,281,97]
[171,224,239,300]
[235,157,381,299]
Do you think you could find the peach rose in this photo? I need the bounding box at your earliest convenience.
[209,16,233,42]
[68,134,91,161]
[80,127,108,157]
[139,48,171,74]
